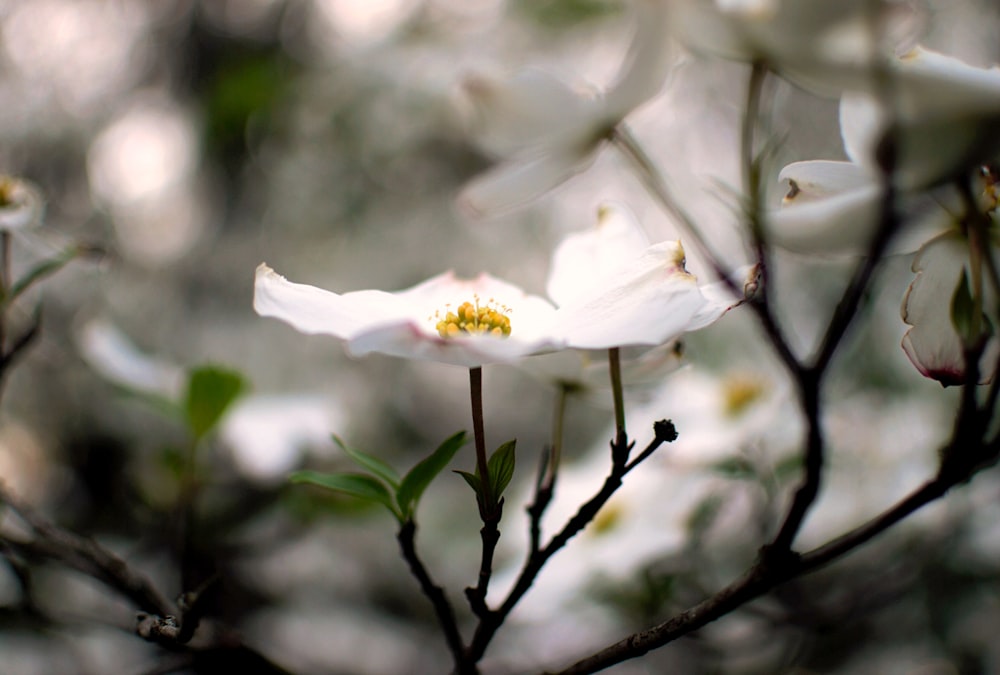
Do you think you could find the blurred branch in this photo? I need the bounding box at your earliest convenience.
[0,484,173,618]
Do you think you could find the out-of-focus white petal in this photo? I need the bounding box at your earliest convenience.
[546,202,651,307]
[778,160,874,199]
[457,148,593,217]
[557,240,707,348]
[768,182,883,255]
[460,69,599,158]
[900,233,995,386]
[842,47,1000,188]
[0,176,44,232]
[839,95,883,171]
[603,0,674,120]
[77,319,184,399]
[666,0,892,94]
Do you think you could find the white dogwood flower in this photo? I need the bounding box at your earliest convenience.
[457,0,672,215]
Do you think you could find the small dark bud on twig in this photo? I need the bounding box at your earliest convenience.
[653,420,678,444]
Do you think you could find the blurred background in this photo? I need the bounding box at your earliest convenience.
[1,0,1000,673]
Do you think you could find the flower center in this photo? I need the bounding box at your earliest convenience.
[434,296,512,338]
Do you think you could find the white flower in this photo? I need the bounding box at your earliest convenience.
[456,0,673,216]
[0,175,44,232]
[840,46,1000,190]
[767,49,1000,386]
[254,224,755,368]
[549,204,758,349]
[665,0,902,94]
[524,203,757,391]
[255,265,562,368]
[77,319,343,483]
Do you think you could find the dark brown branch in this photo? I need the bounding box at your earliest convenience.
[465,423,673,663]
[396,519,469,673]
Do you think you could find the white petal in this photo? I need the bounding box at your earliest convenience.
[900,233,992,386]
[892,47,1000,120]
[460,69,599,158]
[839,94,883,172]
[253,263,406,339]
[457,148,594,217]
[76,319,184,399]
[767,183,883,255]
[256,266,562,368]
[546,202,651,307]
[603,0,674,120]
[686,264,759,331]
[556,240,708,349]
[778,160,874,200]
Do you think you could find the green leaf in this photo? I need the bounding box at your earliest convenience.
[290,470,401,520]
[951,269,977,346]
[487,439,517,501]
[184,366,248,441]
[397,431,466,518]
[333,435,400,489]
[455,470,482,497]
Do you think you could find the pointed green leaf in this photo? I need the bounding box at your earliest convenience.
[184,366,248,441]
[454,470,482,497]
[333,435,400,489]
[487,439,516,500]
[397,431,466,517]
[290,470,401,520]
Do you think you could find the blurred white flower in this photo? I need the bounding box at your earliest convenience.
[768,48,1000,385]
[840,46,1000,190]
[665,0,907,95]
[77,319,342,483]
[456,0,673,215]
[900,229,1000,387]
[0,175,44,233]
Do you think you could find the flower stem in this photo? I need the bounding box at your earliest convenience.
[546,383,570,489]
[469,367,494,517]
[608,347,626,449]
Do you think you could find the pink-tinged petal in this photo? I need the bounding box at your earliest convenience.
[900,233,995,386]
[457,147,594,217]
[603,0,675,120]
[546,202,651,307]
[460,69,599,158]
[556,240,707,349]
[254,263,409,339]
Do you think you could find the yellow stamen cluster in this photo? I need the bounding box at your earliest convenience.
[434,296,512,339]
